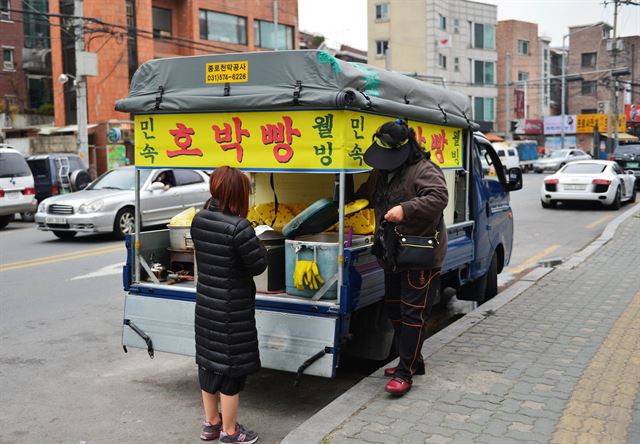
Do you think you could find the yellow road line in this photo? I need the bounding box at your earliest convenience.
[552,290,640,444]
[510,244,561,274]
[585,214,613,229]
[1,244,123,268]
[0,246,124,272]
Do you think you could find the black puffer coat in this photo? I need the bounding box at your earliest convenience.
[191,200,267,377]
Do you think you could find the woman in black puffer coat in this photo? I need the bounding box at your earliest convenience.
[190,166,266,443]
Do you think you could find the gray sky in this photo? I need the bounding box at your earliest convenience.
[298,0,640,50]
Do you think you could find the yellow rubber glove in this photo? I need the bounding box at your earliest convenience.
[311,262,324,287]
[294,260,308,290]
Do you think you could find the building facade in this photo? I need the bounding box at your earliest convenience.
[496,20,552,134]
[48,0,299,129]
[367,0,498,131]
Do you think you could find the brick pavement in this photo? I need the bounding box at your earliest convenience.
[323,212,640,444]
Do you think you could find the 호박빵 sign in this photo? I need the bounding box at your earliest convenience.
[134,110,464,172]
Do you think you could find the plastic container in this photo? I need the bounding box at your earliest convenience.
[285,233,371,299]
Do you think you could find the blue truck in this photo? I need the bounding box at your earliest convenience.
[117,51,522,379]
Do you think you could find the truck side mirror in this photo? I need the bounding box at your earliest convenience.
[506,168,523,191]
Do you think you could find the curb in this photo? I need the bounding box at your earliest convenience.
[281,203,640,444]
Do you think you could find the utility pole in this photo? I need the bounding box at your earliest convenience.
[505,52,511,140]
[524,79,528,119]
[611,0,620,154]
[74,0,89,169]
[273,0,279,50]
[561,34,567,150]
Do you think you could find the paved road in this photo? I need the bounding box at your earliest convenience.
[1,176,636,443]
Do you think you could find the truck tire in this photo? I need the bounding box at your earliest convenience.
[53,230,77,239]
[457,273,488,303]
[484,253,499,301]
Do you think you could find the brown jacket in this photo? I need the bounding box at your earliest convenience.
[358,158,449,268]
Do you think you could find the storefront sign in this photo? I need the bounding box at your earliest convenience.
[514,119,543,135]
[576,114,626,133]
[625,104,640,123]
[544,115,576,135]
[545,136,576,151]
[134,110,464,172]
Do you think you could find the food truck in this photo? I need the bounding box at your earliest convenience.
[116,51,522,379]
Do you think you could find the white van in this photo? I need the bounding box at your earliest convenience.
[0,146,37,229]
[493,142,520,170]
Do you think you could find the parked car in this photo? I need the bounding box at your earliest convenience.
[533,149,591,173]
[0,146,38,229]
[35,166,210,239]
[540,160,636,210]
[612,144,640,189]
[27,153,91,204]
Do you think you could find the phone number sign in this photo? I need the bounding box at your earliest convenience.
[205,61,249,84]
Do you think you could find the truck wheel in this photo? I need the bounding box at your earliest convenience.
[0,215,11,229]
[484,253,499,301]
[457,273,488,303]
[114,207,135,240]
[53,230,77,240]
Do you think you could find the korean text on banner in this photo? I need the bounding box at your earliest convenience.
[134,111,464,172]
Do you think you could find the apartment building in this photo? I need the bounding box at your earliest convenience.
[496,20,552,134]
[48,0,299,128]
[367,0,498,131]
[566,22,639,116]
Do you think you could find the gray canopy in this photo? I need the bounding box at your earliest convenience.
[115,50,477,130]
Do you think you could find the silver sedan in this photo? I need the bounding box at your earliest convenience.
[35,166,210,239]
[533,149,591,173]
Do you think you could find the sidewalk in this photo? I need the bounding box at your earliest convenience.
[284,206,640,444]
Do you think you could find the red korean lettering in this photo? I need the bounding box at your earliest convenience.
[167,123,203,158]
[260,116,301,163]
[212,117,250,163]
[430,129,448,164]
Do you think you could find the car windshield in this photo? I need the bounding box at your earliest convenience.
[0,152,32,178]
[562,163,607,174]
[87,168,151,190]
[550,150,569,158]
[614,145,640,155]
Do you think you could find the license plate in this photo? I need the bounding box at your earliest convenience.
[5,191,20,200]
[627,162,639,168]
[45,216,67,224]
[564,184,585,190]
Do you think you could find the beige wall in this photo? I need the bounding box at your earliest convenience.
[367,0,427,73]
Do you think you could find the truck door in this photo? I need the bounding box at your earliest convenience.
[471,137,511,261]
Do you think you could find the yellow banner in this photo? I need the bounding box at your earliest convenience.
[576,113,626,134]
[134,110,464,172]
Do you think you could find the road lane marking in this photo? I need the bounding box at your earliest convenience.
[509,244,561,274]
[0,244,124,268]
[70,262,125,280]
[551,290,640,443]
[0,246,124,272]
[585,214,613,229]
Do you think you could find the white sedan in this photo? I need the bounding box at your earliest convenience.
[540,160,637,210]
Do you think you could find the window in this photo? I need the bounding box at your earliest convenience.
[23,0,51,49]
[375,40,389,57]
[152,7,172,37]
[581,80,597,95]
[199,10,247,45]
[375,3,389,20]
[2,47,14,70]
[473,23,495,49]
[508,149,516,156]
[438,53,447,69]
[517,40,529,55]
[581,52,597,68]
[174,170,204,186]
[474,97,495,121]
[518,71,529,81]
[454,57,460,72]
[474,60,495,84]
[1,0,10,21]
[453,18,460,34]
[438,13,446,30]
[254,20,294,50]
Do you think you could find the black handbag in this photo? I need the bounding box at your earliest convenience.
[391,217,442,272]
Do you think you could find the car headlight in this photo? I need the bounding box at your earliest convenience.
[78,199,104,214]
[38,202,47,213]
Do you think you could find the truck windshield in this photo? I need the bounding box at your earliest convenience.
[87,168,151,190]
[0,152,32,178]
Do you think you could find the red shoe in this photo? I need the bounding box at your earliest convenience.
[383,362,425,377]
[385,377,412,395]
